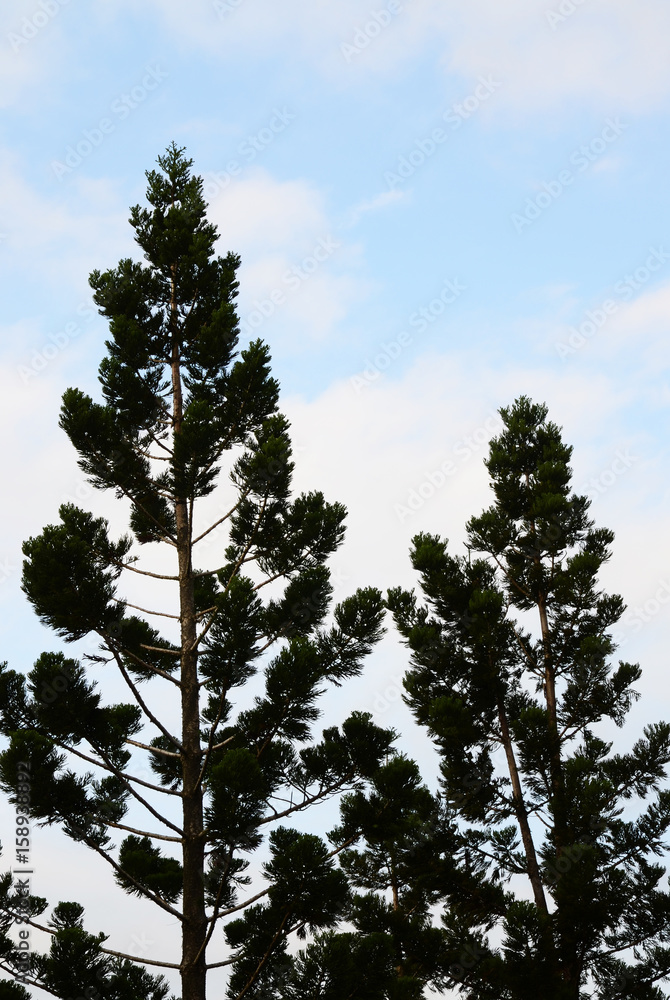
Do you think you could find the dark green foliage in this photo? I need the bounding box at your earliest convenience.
[224,828,350,998]
[0,853,175,999]
[21,505,131,641]
[385,396,670,998]
[0,982,31,999]
[262,563,332,641]
[206,746,270,850]
[287,930,400,999]
[316,755,505,999]
[115,836,183,903]
[298,711,397,785]
[34,901,175,1000]
[199,573,264,699]
[113,616,180,681]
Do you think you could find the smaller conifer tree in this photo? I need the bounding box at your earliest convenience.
[386,397,670,999]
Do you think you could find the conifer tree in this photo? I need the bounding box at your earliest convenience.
[0,144,393,1000]
[387,396,670,999]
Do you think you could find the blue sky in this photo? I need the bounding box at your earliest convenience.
[1,1,670,994]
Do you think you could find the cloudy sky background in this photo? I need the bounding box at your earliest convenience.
[1,0,670,994]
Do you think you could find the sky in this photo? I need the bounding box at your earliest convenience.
[1,0,670,995]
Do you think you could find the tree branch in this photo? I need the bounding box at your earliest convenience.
[126,737,181,759]
[191,494,247,547]
[113,598,181,621]
[108,644,184,752]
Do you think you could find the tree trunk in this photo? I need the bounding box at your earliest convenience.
[496,695,548,915]
[171,271,207,1000]
[538,593,567,852]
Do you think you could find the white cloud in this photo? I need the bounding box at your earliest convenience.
[614,282,670,339]
[208,169,328,257]
[0,0,67,109]
[340,189,406,229]
[329,0,670,119]
[135,0,670,115]
[207,168,371,344]
[283,353,628,596]
[546,277,670,370]
[0,149,133,295]
[428,0,670,115]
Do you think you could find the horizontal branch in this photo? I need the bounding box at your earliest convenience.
[139,643,182,658]
[0,961,57,999]
[16,726,179,826]
[126,737,182,759]
[0,911,181,969]
[116,560,179,582]
[206,956,240,969]
[209,735,238,752]
[135,448,172,463]
[215,885,271,920]
[96,946,180,970]
[48,732,184,835]
[192,494,247,547]
[114,598,181,621]
[92,815,183,844]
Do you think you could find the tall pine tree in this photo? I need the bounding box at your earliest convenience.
[387,396,670,999]
[0,144,394,1000]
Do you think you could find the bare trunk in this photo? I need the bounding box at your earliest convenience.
[496,696,548,915]
[537,593,567,854]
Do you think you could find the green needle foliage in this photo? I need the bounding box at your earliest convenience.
[0,145,393,1000]
[283,746,506,998]
[386,397,670,999]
